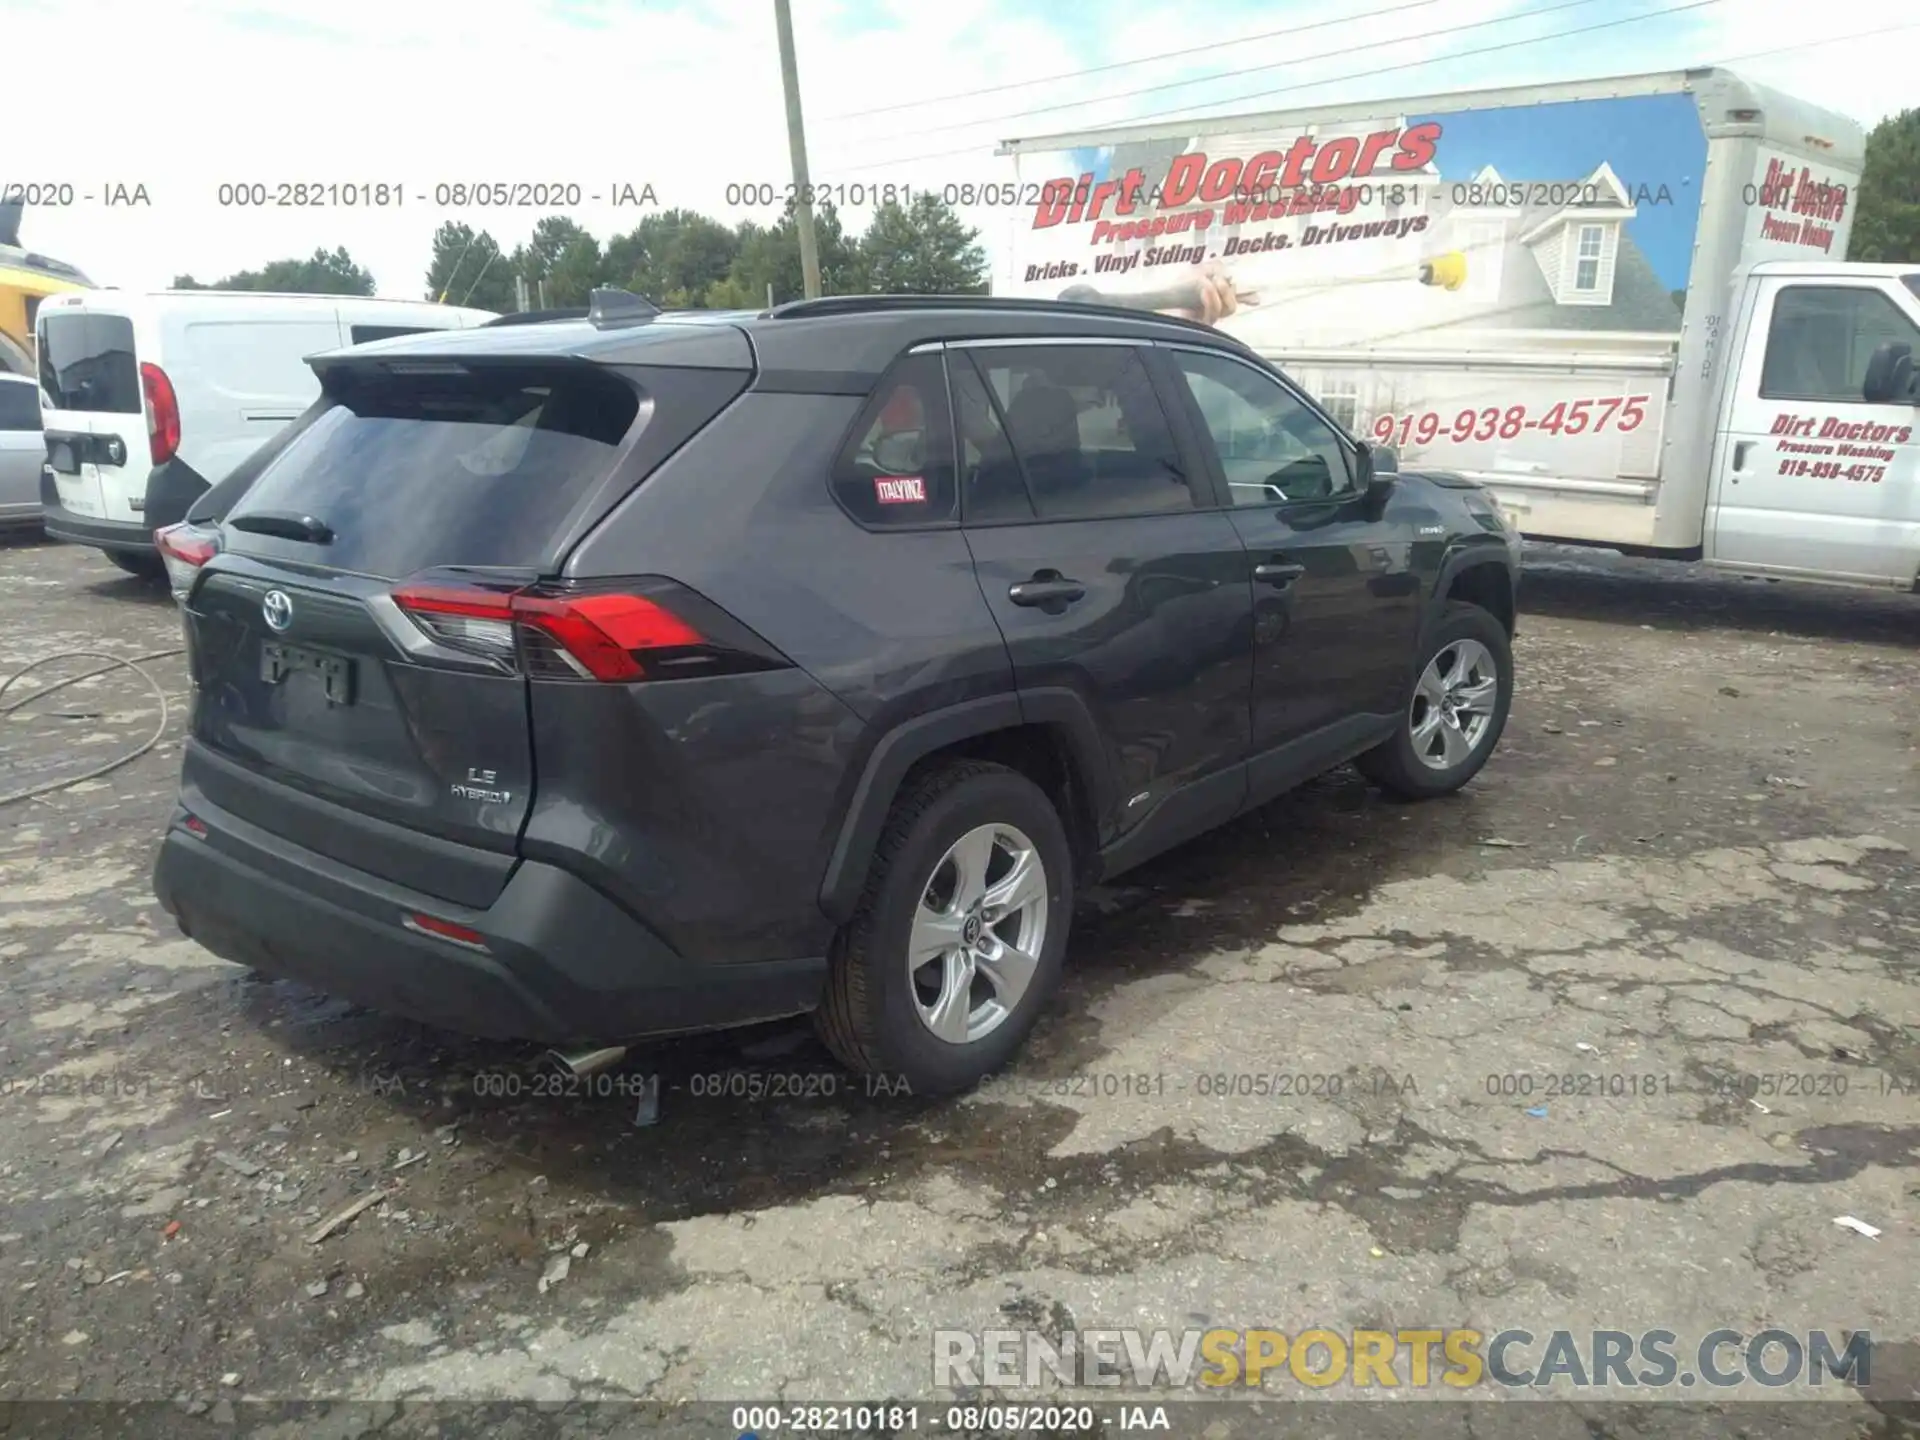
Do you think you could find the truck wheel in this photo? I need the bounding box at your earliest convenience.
[1357,601,1512,800]
[108,551,165,581]
[816,760,1073,1097]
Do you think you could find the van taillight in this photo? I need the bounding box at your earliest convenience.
[141,362,181,465]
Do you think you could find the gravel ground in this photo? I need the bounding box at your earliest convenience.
[0,533,1915,1437]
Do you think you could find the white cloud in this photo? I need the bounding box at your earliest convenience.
[9,0,1911,303]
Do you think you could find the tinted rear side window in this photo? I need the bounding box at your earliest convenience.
[829,352,957,526]
[38,314,142,414]
[961,345,1194,521]
[225,364,640,577]
[0,381,39,431]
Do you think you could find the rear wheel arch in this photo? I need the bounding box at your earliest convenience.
[817,692,1112,924]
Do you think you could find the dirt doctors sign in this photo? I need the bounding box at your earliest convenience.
[999,92,1710,484]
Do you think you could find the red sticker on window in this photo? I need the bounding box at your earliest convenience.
[874,475,928,505]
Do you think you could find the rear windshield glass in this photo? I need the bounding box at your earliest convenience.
[38,313,141,414]
[224,364,640,576]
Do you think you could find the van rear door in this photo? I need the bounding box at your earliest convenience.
[37,303,143,525]
[1705,272,1920,584]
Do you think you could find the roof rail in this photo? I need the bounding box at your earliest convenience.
[588,287,660,329]
[764,292,1240,342]
[480,306,591,328]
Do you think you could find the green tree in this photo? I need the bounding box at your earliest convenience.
[1853,107,1920,263]
[425,221,515,310]
[600,210,740,307]
[860,194,988,295]
[724,199,863,306]
[702,273,766,309]
[544,232,607,307]
[520,216,591,282]
[193,246,375,295]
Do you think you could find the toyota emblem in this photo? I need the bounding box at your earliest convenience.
[262,589,294,632]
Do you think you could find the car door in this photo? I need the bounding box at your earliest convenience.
[37,305,141,524]
[1706,276,1920,584]
[951,339,1254,861]
[1161,344,1421,785]
[0,378,44,521]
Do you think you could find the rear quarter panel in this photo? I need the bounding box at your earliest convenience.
[543,389,1014,964]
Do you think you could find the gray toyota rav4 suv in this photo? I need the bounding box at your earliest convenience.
[153,290,1521,1095]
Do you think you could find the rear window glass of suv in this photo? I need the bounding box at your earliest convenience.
[224,363,640,577]
[38,313,142,414]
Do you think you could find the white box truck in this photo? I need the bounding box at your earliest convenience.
[994,68,1920,592]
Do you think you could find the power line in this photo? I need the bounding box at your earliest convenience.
[1711,18,1920,64]
[836,0,1615,148]
[818,0,1441,123]
[820,0,1723,180]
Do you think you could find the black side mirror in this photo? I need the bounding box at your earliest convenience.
[1863,342,1916,405]
[1356,441,1396,517]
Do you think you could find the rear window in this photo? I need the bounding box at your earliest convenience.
[0,380,39,432]
[38,313,142,414]
[224,364,640,577]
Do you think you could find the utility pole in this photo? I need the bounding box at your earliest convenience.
[773,0,821,299]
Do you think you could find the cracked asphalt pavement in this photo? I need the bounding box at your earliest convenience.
[1,534,1916,1433]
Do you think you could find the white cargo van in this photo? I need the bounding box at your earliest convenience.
[994,68,1920,593]
[37,291,495,575]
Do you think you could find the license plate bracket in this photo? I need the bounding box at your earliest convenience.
[261,642,355,706]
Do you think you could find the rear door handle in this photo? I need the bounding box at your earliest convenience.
[1253,561,1307,587]
[1008,578,1086,608]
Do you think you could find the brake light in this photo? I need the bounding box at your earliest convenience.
[391,582,705,681]
[140,362,181,465]
[154,521,218,602]
[155,523,215,567]
[402,912,489,951]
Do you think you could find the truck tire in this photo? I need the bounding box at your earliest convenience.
[816,760,1073,1097]
[1357,601,1512,800]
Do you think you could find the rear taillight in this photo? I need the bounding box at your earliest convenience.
[390,581,709,681]
[155,521,218,602]
[402,912,489,952]
[141,362,181,465]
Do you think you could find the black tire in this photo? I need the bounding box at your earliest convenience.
[1356,601,1512,800]
[107,551,165,580]
[815,760,1074,1097]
